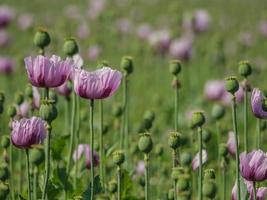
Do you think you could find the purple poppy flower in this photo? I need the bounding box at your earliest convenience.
[239,150,267,182]
[87,0,106,20]
[17,102,30,118]
[239,32,254,47]
[227,131,236,157]
[135,161,145,175]
[55,81,72,97]
[192,9,210,33]
[32,87,40,109]
[73,67,122,100]
[0,5,14,29]
[17,13,33,31]
[148,29,171,54]
[204,80,225,101]
[87,45,101,61]
[0,57,14,74]
[192,149,208,171]
[11,117,46,149]
[251,88,267,119]
[0,30,10,47]
[72,144,99,169]
[116,18,131,34]
[136,24,151,40]
[24,55,73,88]
[221,86,244,105]
[246,181,267,200]
[169,36,193,61]
[76,23,90,40]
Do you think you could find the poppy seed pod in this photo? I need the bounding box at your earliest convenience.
[0,183,9,199]
[112,104,123,118]
[138,133,153,154]
[1,136,9,148]
[108,180,117,194]
[238,60,252,77]
[204,169,216,180]
[225,76,239,95]
[180,152,192,166]
[203,180,217,199]
[30,148,45,166]
[15,92,24,105]
[120,56,133,75]
[112,150,125,166]
[169,60,181,76]
[219,143,228,157]
[142,118,153,130]
[39,102,57,123]
[0,165,9,181]
[143,110,155,122]
[33,28,51,48]
[154,144,164,156]
[63,38,79,57]
[177,176,190,191]
[211,104,225,120]
[191,111,205,128]
[168,132,181,149]
[7,105,16,118]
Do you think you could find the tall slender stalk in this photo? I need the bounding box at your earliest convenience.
[244,88,248,152]
[222,166,226,200]
[257,118,261,149]
[172,150,177,200]
[74,95,80,189]
[117,166,121,200]
[25,149,32,200]
[99,100,105,189]
[33,166,38,200]
[123,76,129,166]
[9,140,14,200]
[144,154,149,200]
[89,99,95,200]
[174,77,179,131]
[253,182,257,200]
[231,96,241,200]
[198,126,203,200]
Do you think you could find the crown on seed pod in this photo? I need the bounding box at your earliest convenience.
[190,111,205,128]
[120,56,134,75]
[138,133,153,154]
[238,60,252,78]
[33,28,51,49]
[225,76,239,95]
[168,132,181,149]
[63,37,79,57]
[108,180,117,194]
[169,60,181,76]
[112,150,125,166]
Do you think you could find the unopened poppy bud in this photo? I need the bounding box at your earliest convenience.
[7,105,16,118]
[190,111,205,128]
[203,180,217,199]
[211,104,225,120]
[225,76,239,95]
[30,148,45,166]
[154,144,164,156]
[238,60,252,77]
[180,152,192,166]
[138,133,153,154]
[143,110,155,122]
[39,102,57,123]
[0,183,9,199]
[204,169,216,180]
[177,176,190,191]
[15,92,24,105]
[108,180,117,194]
[0,92,5,103]
[96,194,110,200]
[260,120,267,131]
[202,129,211,143]
[120,56,133,75]
[25,84,33,98]
[0,104,3,115]
[168,189,175,200]
[33,28,51,48]
[1,136,10,148]
[63,38,79,57]
[137,175,145,187]
[102,123,109,135]
[142,118,153,130]
[168,132,181,149]
[112,104,123,117]
[0,165,9,181]
[169,60,181,76]
[219,143,228,157]
[112,150,125,166]
[262,98,267,112]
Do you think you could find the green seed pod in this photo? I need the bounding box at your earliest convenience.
[202,129,211,143]
[211,104,225,120]
[1,136,10,149]
[95,194,110,200]
[63,38,79,57]
[143,110,155,122]
[203,180,217,199]
[219,143,228,157]
[108,180,117,194]
[112,151,125,166]
[39,102,57,123]
[30,148,45,166]
[142,118,153,130]
[177,176,190,192]
[120,56,134,75]
[0,165,9,181]
[204,169,216,180]
[180,152,192,166]
[168,189,175,200]
[112,104,123,118]
[138,133,153,154]
[15,92,24,105]
[168,132,181,149]
[7,105,16,118]
[190,111,205,128]
[0,92,5,103]
[33,28,51,48]
[225,76,239,95]
[169,60,181,76]
[25,84,33,99]
[0,183,9,200]
[238,60,252,77]
[154,144,164,156]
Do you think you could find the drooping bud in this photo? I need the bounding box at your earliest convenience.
[108,180,117,194]
[30,148,45,166]
[143,110,155,122]
[190,111,205,128]
[112,104,123,118]
[120,56,134,75]
[211,104,225,121]
[7,105,16,118]
[1,136,10,149]
[169,60,181,76]
[15,92,24,105]
[112,150,125,166]
[39,102,57,123]
[0,164,9,181]
[204,169,216,180]
[63,38,79,57]
[177,175,190,191]
[203,180,217,199]
[238,60,252,78]
[25,84,33,99]
[33,28,51,49]
[219,143,228,157]
[225,76,239,95]
[180,152,192,166]
[168,132,181,149]
[138,133,153,154]
[202,129,211,143]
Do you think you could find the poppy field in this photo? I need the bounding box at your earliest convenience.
[0,0,267,199]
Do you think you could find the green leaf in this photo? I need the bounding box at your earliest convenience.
[121,170,134,198]
[52,135,69,161]
[18,195,26,200]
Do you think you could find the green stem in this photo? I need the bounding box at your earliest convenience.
[253,182,257,200]
[198,126,203,200]
[174,180,177,200]
[124,76,129,167]
[33,167,38,200]
[172,150,177,200]
[89,99,95,200]
[174,77,179,131]
[25,149,32,200]
[145,154,149,200]
[257,118,261,149]
[99,100,105,189]
[74,95,80,189]
[117,166,121,200]
[231,96,241,200]
[222,166,226,200]
[244,88,248,152]
[67,92,77,175]
[9,141,14,200]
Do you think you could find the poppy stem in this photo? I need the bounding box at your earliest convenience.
[74,95,80,189]
[244,88,248,152]
[124,76,129,167]
[145,153,149,200]
[9,139,14,200]
[172,149,177,200]
[257,118,261,149]
[231,96,241,200]
[117,166,121,200]
[174,76,179,131]
[33,166,38,200]
[222,165,226,200]
[89,99,95,200]
[99,99,105,190]
[253,182,257,200]
[25,149,32,200]
[198,126,203,200]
